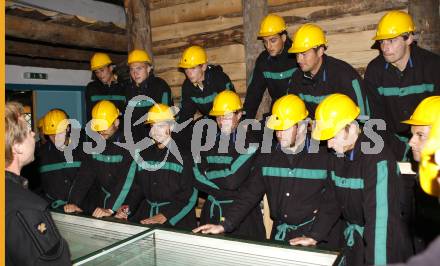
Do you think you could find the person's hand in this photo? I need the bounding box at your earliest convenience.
[289,237,317,246]
[64,204,83,213]
[114,205,130,220]
[140,213,167,225]
[192,224,225,234]
[92,207,113,218]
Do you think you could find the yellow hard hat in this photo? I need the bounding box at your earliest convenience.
[209,90,242,116]
[419,117,440,197]
[402,96,440,125]
[312,93,360,140]
[178,46,207,69]
[128,49,152,65]
[258,14,287,37]
[91,100,120,132]
[42,109,69,135]
[288,23,327,54]
[373,10,415,40]
[146,103,176,124]
[90,52,112,71]
[267,94,309,130]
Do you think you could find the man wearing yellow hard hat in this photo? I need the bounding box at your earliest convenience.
[177,45,235,123]
[401,96,440,251]
[65,100,137,219]
[389,118,440,265]
[192,90,265,240]
[35,109,83,211]
[115,103,197,230]
[194,94,341,250]
[311,93,412,265]
[243,14,297,120]
[126,49,172,132]
[287,23,369,119]
[86,52,127,121]
[365,10,440,162]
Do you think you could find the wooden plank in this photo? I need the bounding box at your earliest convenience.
[154,44,245,73]
[243,0,270,121]
[273,0,408,26]
[149,0,200,10]
[263,195,273,240]
[152,26,243,56]
[126,0,153,59]
[409,0,440,54]
[152,16,242,42]
[6,55,90,70]
[6,15,127,52]
[150,0,242,27]
[326,30,378,68]
[5,40,126,64]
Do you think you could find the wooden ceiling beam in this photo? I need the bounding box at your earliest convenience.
[6,15,128,52]
[6,40,127,64]
[6,55,91,70]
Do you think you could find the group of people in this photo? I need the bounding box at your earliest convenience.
[6,9,440,266]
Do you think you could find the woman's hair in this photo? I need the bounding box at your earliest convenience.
[5,101,29,167]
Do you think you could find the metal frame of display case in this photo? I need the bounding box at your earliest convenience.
[52,212,341,266]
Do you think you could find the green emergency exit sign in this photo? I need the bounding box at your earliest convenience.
[23,72,48,79]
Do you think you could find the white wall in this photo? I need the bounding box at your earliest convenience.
[6,64,93,124]
[6,64,91,86]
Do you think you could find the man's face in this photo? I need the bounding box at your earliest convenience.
[276,124,298,148]
[296,47,323,74]
[49,129,68,149]
[327,125,358,155]
[130,62,151,85]
[98,119,119,140]
[262,34,286,57]
[216,112,242,135]
[409,125,431,162]
[94,65,114,85]
[184,64,206,84]
[379,35,411,65]
[150,122,173,145]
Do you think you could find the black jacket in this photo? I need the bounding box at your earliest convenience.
[36,140,83,209]
[222,136,341,248]
[178,65,235,123]
[243,38,297,119]
[288,54,369,119]
[85,78,127,122]
[69,131,135,213]
[364,44,440,160]
[323,133,412,265]
[125,73,173,128]
[6,171,71,266]
[193,129,265,240]
[124,142,197,230]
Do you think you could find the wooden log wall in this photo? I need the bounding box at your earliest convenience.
[149,0,408,102]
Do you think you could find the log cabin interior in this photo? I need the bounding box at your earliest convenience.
[4,1,440,264]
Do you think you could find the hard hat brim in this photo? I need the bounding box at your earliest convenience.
[91,62,111,71]
[401,118,432,126]
[266,116,300,131]
[209,109,239,117]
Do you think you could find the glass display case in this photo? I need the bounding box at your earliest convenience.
[52,212,341,266]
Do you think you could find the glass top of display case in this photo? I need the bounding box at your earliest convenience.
[51,212,148,261]
[52,212,340,266]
